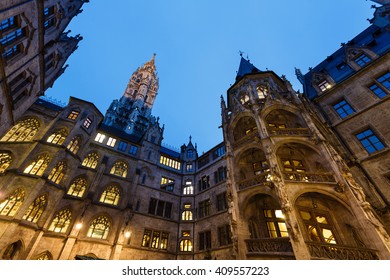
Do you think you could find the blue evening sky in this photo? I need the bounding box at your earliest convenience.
[46,0,374,153]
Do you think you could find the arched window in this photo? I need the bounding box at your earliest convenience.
[109,161,128,178]
[0,152,12,174]
[82,153,99,169]
[0,188,25,216]
[87,216,110,239]
[35,251,52,260]
[23,154,51,176]
[99,185,120,205]
[67,136,81,154]
[2,241,23,260]
[180,239,192,252]
[48,208,72,233]
[48,161,66,184]
[181,210,193,221]
[46,128,67,145]
[0,118,40,142]
[67,177,87,197]
[22,194,47,223]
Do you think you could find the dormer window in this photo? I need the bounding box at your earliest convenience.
[318,80,332,92]
[354,53,371,67]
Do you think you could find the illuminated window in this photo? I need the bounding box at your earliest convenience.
[82,153,99,169]
[0,152,12,174]
[83,117,92,129]
[48,209,72,233]
[333,99,355,119]
[99,185,121,206]
[67,136,81,154]
[218,225,232,246]
[299,209,337,244]
[46,129,67,145]
[256,85,268,99]
[107,137,116,147]
[182,204,193,221]
[183,180,194,195]
[23,194,47,223]
[0,188,25,216]
[180,239,192,252]
[318,80,332,92]
[67,110,79,120]
[282,159,305,172]
[198,231,211,251]
[239,93,250,104]
[110,161,128,178]
[36,252,51,260]
[48,161,66,184]
[67,177,87,198]
[141,229,168,250]
[1,118,39,142]
[159,155,181,170]
[87,216,111,239]
[263,209,289,238]
[23,154,51,176]
[268,123,286,129]
[94,133,106,143]
[356,129,385,154]
[160,176,175,192]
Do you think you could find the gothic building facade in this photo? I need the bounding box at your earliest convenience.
[0,1,390,260]
[0,0,87,137]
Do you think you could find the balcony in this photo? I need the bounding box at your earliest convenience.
[282,171,336,184]
[306,242,378,260]
[238,173,270,191]
[268,127,310,137]
[232,131,258,148]
[245,238,294,258]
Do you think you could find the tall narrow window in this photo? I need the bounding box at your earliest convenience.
[82,153,99,169]
[0,188,25,216]
[23,194,47,223]
[333,99,355,119]
[0,152,12,174]
[48,161,66,184]
[198,199,211,218]
[118,141,127,152]
[43,6,56,29]
[99,185,121,206]
[110,161,128,178]
[182,203,193,221]
[183,180,194,195]
[67,177,87,198]
[23,154,51,176]
[180,239,193,252]
[356,129,385,154]
[1,118,40,142]
[94,133,106,143]
[199,231,211,251]
[216,192,227,211]
[87,216,111,239]
[46,129,67,145]
[83,117,92,129]
[67,136,81,154]
[218,225,232,246]
[48,209,72,233]
[107,137,116,147]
